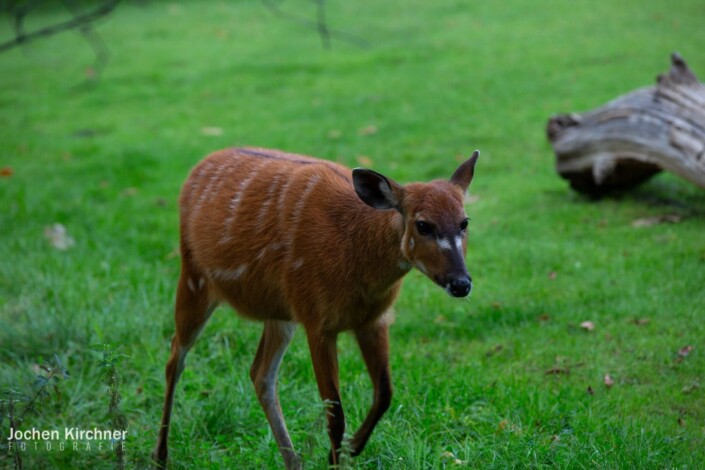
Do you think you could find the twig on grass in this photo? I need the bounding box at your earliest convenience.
[96,344,128,470]
[7,395,23,470]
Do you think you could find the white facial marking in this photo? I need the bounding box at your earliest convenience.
[414,260,428,274]
[198,277,205,290]
[455,236,463,251]
[437,237,452,251]
[187,278,196,293]
[409,237,415,251]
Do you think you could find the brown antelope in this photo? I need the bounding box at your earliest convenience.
[153,147,479,469]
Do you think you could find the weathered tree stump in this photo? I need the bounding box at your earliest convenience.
[547,53,705,195]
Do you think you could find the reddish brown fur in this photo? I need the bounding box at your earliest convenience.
[180,148,407,331]
[153,147,479,469]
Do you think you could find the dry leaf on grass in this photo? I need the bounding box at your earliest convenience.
[631,214,682,228]
[604,374,615,388]
[681,383,700,394]
[121,187,139,197]
[358,125,378,136]
[44,223,75,250]
[485,345,504,357]
[440,451,465,465]
[356,155,373,167]
[0,167,13,177]
[545,367,569,375]
[201,126,223,136]
[464,193,480,204]
[678,345,694,358]
[580,321,595,331]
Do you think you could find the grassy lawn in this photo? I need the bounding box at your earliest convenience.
[2,0,705,468]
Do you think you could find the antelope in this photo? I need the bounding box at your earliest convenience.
[153,147,479,469]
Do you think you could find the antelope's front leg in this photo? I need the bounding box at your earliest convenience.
[350,321,392,456]
[305,330,346,466]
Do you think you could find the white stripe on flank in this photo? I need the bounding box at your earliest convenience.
[292,175,320,221]
[284,174,320,247]
[220,163,267,244]
[191,164,227,217]
[291,258,304,271]
[256,172,284,234]
[211,265,248,282]
[285,174,321,266]
[276,177,296,226]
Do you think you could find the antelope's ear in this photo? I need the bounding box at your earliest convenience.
[352,168,403,210]
[450,150,480,192]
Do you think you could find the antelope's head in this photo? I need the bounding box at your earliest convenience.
[353,151,479,298]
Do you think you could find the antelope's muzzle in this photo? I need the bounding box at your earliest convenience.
[447,275,472,298]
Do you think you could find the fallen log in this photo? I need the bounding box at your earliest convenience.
[547,53,705,195]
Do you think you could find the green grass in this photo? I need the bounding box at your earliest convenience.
[2,0,705,468]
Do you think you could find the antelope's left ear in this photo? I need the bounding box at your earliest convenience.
[449,150,480,192]
[353,168,403,211]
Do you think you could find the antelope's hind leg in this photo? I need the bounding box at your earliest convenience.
[153,266,217,468]
[250,321,301,470]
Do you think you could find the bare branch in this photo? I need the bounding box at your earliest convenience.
[261,0,369,49]
[0,0,120,54]
[313,0,330,50]
[60,0,111,80]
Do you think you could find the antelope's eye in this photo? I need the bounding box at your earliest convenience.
[460,218,469,232]
[415,221,434,236]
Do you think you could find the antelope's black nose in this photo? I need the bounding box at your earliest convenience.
[449,276,472,298]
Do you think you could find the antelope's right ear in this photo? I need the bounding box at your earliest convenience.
[450,150,480,193]
[352,168,402,211]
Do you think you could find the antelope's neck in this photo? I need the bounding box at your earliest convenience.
[348,204,411,292]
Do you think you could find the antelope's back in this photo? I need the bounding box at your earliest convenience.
[179,147,356,320]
